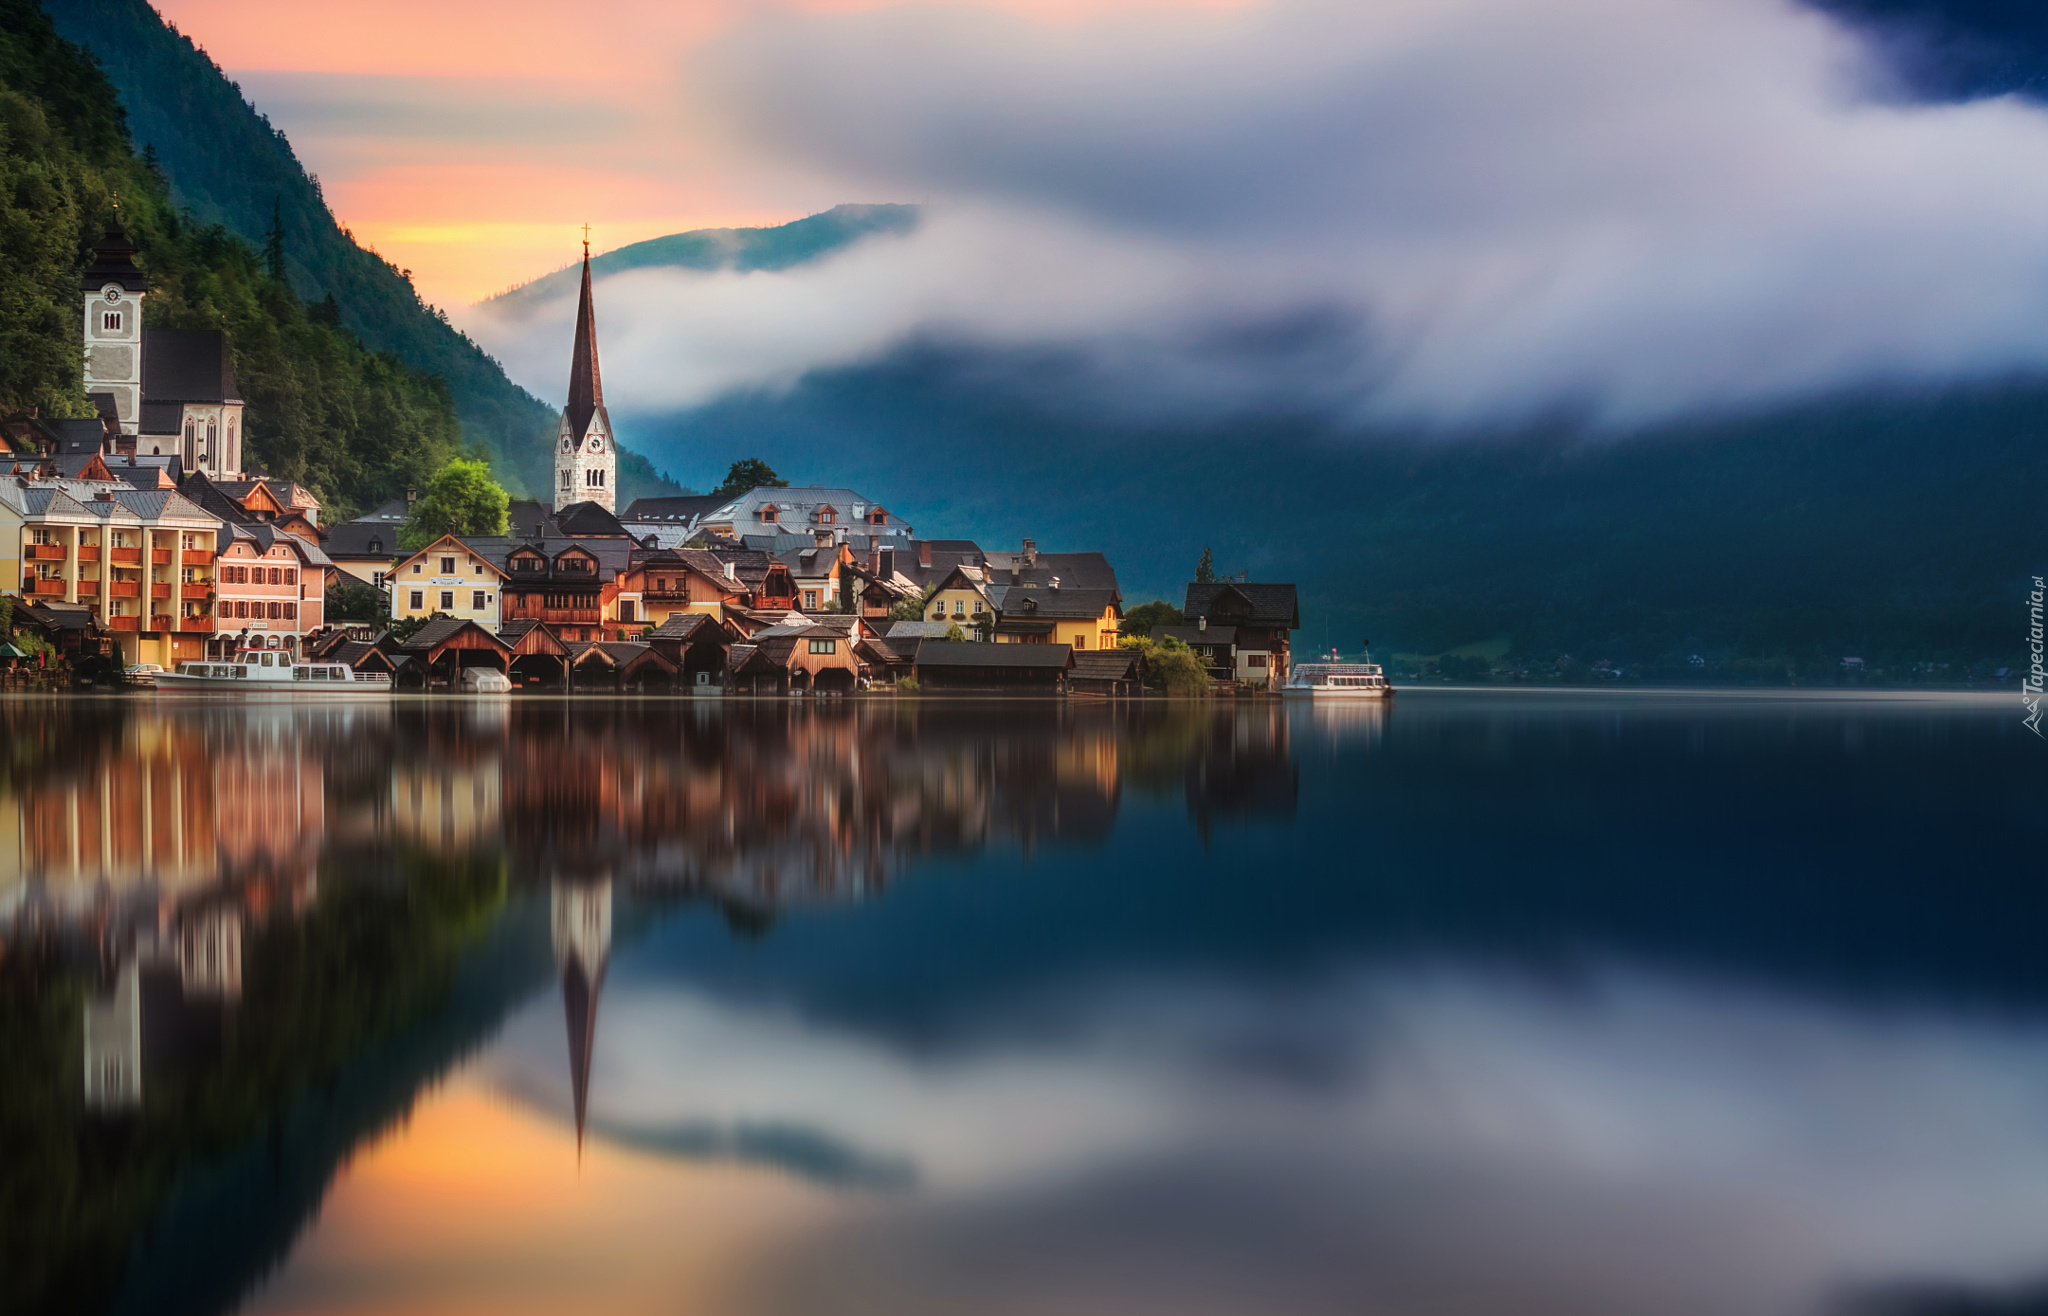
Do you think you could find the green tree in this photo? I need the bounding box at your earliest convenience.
[1194,546,1217,584]
[1120,635,1211,696]
[890,593,931,622]
[1120,599,1183,637]
[326,580,388,622]
[262,195,285,282]
[400,458,508,549]
[711,457,788,499]
[943,622,966,642]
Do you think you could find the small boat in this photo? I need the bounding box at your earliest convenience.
[154,648,393,696]
[1281,662,1393,700]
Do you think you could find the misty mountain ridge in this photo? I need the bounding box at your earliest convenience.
[483,204,920,316]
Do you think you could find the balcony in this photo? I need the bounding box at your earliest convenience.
[29,578,66,596]
[108,616,138,631]
[75,546,99,563]
[178,617,213,633]
[150,549,172,565]
[109,547,140,564]
[150,614,173,631]
[181,549,214,565]
[150,583,173,599]
[180,581,212,596]
[515,608,601,625]
[26,544,65,560]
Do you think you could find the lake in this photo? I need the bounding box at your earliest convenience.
[3,690,2045,1316]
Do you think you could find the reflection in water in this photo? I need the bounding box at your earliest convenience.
[1,693,2044,1316]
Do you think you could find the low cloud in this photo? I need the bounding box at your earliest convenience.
[489,965,2048,1316]
[466,0,2048,430]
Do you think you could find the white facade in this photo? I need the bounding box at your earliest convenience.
[83,282,144,436]
[554,409,616,513]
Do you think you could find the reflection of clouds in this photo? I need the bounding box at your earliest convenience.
[492,967,2048,1316]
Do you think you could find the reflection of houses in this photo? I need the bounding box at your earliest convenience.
[81,902,246,1111]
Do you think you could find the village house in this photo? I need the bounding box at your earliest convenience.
[385,536,510,633]
[319,497,408,588]
[2,478,224,668]
[1183,582,1300,687]
[988,583,1122,650]
[727,620,862,695]
[208,524,333,657]
[1149,622,1239,681]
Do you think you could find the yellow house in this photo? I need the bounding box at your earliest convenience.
[922,564,996,631]
[989,584,1122,651]
[387,536,507,633]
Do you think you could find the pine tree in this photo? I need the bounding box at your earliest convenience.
[1194,546,1217,583]
[263,196,286,282]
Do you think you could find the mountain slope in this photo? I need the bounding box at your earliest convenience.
[485,203,920,316]
[40,0,682,503]
[0,0,464,515]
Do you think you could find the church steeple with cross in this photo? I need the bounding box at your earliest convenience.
[553,232,616,513]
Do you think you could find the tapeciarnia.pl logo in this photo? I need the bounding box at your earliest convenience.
[2027,575,2045,739]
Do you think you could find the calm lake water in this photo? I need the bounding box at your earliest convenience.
[3,691,2046,1316]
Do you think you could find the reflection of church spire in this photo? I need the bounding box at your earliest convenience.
[550,877,612,1153]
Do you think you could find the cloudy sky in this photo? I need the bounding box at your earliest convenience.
[157,0,2048,428]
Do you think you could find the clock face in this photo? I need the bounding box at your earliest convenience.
[102,286,121,304]
[561,435,572,451]
[588,437,602,453]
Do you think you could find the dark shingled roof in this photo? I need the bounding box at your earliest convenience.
[990,585,1119,621]
[46,419,108,455]
[553,500,631,538]
[914,641,1073,669]
[139,401,184,437]
[983,550,1121,600]
[649,612,719,640]
[399,617,508,653]
[141,329,240,403]
[82,227,148,293]
[1183,583,1300,629]
[323,519,401,559]
[1071,650,1141,680]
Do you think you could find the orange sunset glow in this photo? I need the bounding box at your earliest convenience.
[150,0,1257,306]
[244,1076,840,1316]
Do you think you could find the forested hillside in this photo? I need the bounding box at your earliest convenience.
[37,0,682,504]
[0,0,462,517]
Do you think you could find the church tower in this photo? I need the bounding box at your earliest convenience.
[553,244,617,513]
[81,225,149,437]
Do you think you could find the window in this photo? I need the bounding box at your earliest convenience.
[207,417,216,442]
[103,311,122,331]
[371,572,385,588]
[184,419,195,443]
[954,600,965,616]
[561,470,571,490]
[409,590,424,610]
[758,506,778,523]
[236,600,249,618]
[1247,654,1268,668]
[439,557,455,575]
[472,590,486,611]
[284,602,296,620]
[216,600,229,617]
[972,599,983,615]
[808,638,836,654]
[1075,634,1087,649]
[818,506,836,524]
[803,591,818,610]
[31,529,52,545]
[286,569,297,586]
[269,601,282,619]
[473,562,483,576]
[368,538,383,555]
[269,568,282,585]
[619,601,635,622]
[412,562,422,574]
[439,591,454,610]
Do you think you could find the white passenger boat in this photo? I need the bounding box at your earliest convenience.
[1281,662,1393,700]
[154,649,393,696]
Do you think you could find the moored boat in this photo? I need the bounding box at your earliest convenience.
[154,647,393,696]
[1281,662,1393,700]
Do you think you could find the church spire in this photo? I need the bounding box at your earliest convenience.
[564,242,604,441]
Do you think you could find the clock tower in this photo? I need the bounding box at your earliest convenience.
[81,225,148,437]
[553,243,616,513]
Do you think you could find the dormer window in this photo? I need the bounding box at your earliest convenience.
[368,538,382,554]
[817,506,836,525]
[869,507,888,526]
[758,506,778,523]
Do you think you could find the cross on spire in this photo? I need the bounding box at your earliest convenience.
[582,222,590,256]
